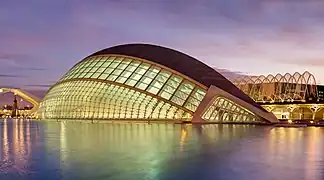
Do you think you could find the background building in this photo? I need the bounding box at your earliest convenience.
[231,72,324,121]
[231,72,317,103]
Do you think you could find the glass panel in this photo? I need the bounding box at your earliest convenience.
[100,58,113,67]
[147,86,159,95]
[140,76,153,85]
[129,73,142,81]
[136,82,148,90]
[126,61,140,71]
[96,67,106,73]
[102,68,114,75]
[150,80,164,89]
[119,71,132,78]
[116,62,129,70]
[84,72,93,78]
[161,85,176,94]
[116,77,128,84]
[109,60,121,69]
[110,69,123,76]
[160,91,172,100]
[107,74,118,81]
[98,73,109,80]
[135,67,148,75]
[125,79,137,87]
[202,96,260,123]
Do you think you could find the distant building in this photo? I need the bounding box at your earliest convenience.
[11,95,18,117]
[231,72,324,121]
[231,72,317,103]
[317,85,324,101]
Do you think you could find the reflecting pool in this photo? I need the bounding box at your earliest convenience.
[1,119,324,180]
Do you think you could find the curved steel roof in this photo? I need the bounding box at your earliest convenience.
[87,43,266,112]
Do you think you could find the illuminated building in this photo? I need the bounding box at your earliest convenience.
[231,72,324,121]
[231,72,317,103]
[37,44,278,123]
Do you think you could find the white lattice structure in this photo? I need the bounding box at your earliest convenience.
[231,71,318,103]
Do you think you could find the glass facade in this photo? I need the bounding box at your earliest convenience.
[202,96,262,123]
[38,55,207,120]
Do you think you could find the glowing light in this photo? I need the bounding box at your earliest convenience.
[0,89,3,93]
[288,120,293,124]
[180,126,188,152]
[310,121,314,124]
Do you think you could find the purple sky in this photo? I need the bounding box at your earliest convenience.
[1,0,324,89]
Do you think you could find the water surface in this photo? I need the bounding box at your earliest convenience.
[1,119,324,180]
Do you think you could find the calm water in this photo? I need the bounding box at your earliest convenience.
[1,119,324,180]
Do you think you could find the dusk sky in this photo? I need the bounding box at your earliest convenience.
[1,0,324,89]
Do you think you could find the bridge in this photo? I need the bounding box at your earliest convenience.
[0,88,41,116]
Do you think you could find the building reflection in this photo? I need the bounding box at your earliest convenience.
[44,122,190,179]
[1,119,34,172]
[197,124,257,142]
[266,127,324,179]
[1,119,9,162]
[305,127,323,180]
[2,120,322,180]
[180,125,188,152]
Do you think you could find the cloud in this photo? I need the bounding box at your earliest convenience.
[23,84,52,88]
[0,53,34,61]
[0,53,48,73]
[0,74,24,78]
[0,85,18,89]
[15,67,47,71]
[0,53,40,67]
[214,68,247,80]
[1,0,324,86]
[273,58,324,67]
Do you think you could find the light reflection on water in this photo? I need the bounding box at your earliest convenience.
[1,119,324,180]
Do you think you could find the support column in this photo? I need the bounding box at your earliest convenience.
[312,112,316,120]
[311,105,319,120]
[287,106,295,120]
[192,86,215,123]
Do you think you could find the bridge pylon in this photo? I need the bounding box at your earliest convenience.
[0,87,41,116]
